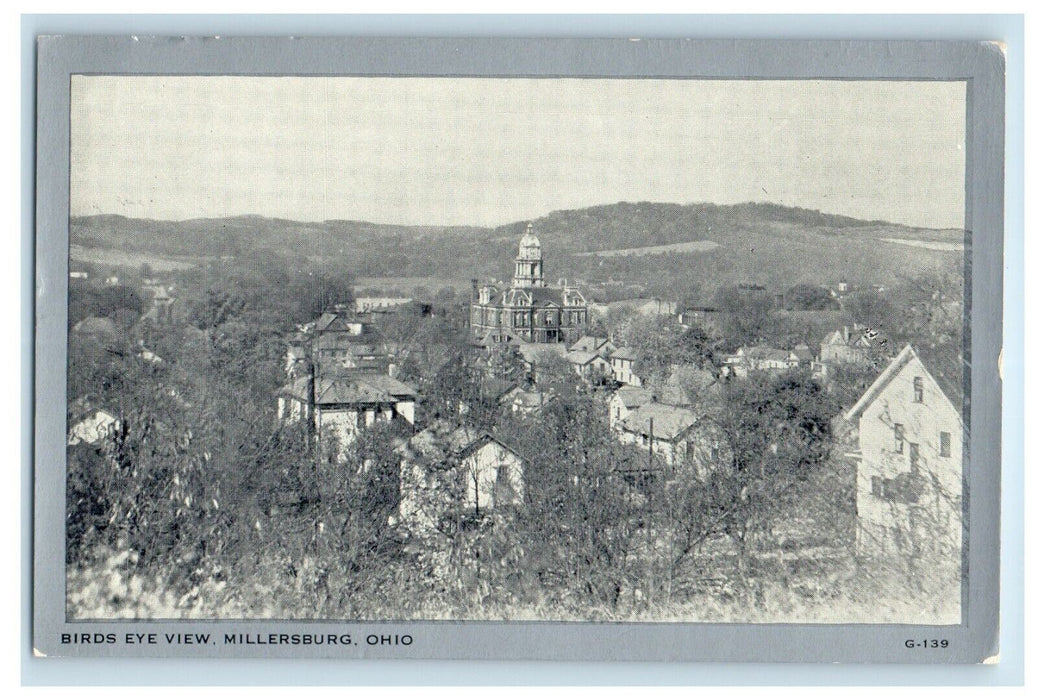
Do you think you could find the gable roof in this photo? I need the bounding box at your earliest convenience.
[313,374,416,406]
[619,403,700,442]
[611,346,638,361]
[821,329,850,346]
[511,389,555,409]
[566,350,606,366]
[483,377,521,402]
[822,326,891,352]
[478,327,524,347]
[789,345,814,363]
[357,373,416,397]
[844,344,959,422]
[735,346,795,362]
[612,385,654,410]
[402,422,518,466]
[570,335,609,353]
[314,312,340,332]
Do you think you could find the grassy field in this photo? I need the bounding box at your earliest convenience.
[574,240,721,257]
[880,238,965,251]
[70,244,199,272]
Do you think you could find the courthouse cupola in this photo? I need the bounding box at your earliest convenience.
[513,223,545,288]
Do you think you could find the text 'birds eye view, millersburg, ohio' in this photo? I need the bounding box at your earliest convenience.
[64,76,968,626]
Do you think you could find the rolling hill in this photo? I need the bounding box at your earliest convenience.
[69,202,964,299]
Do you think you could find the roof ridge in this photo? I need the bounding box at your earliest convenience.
[844,344,919,420]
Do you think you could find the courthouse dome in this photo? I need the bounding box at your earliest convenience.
[519,223,541,255]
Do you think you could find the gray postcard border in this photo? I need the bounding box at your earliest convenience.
[33,36,1005,665]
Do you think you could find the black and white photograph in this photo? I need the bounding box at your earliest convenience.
[60,72,974,627]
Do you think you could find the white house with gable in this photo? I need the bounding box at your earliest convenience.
[277,373,417,454]
[843,345,963,586]
[397,423,524,532]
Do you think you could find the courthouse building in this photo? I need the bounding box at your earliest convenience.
[470,224,589,344]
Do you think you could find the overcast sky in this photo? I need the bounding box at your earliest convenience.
[70,76,966,229]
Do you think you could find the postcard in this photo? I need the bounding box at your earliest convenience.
[33,36,1004,662]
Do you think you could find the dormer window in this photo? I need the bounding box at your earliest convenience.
[913,376,924,403]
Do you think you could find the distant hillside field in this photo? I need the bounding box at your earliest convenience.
[879,238,965,252]
[69,201,965,297]
[69,243,200,272]
[574,240,721,257]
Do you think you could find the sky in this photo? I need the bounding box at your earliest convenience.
[70,76,967,229]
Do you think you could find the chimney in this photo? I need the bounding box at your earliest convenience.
[471,278,479,302]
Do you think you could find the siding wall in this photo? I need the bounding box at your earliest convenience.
[855,356,963,568]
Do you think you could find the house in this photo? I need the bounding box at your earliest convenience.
[68,408,120,446]
[616,402,729,477]
[142,285,175,324]
[277,373,417,451]
[509,389,556,415]
[566,350,612,383]
[355,297,412,313]
[843,345,963,570]
[724,344,813,378]
[677,306,725,333]
[569,335,616,356]
[314,307,377,343]
[820,326,891,365]
[610,346,642,386]
[484,377,523,405]
[337,343,387,372]
[456,378,522,418]
[104,275,120,286]
[398,423,524,531]
[615,403,700,471]
[311,311,392,373]
[608,385,654,431]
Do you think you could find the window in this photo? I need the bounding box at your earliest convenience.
[913,376,924,403]
[871,476,883,497]
[909,442,920,474]
[685,442,695,463]
[940,431,952,457]
[893,424,904,453]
